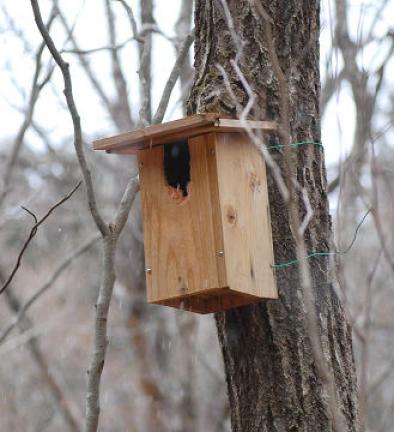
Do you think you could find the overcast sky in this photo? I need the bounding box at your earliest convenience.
[1,0,393,168]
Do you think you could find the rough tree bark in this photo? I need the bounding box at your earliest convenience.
[188,1,359,431]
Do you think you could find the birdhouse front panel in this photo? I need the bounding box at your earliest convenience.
[138,133,227,310]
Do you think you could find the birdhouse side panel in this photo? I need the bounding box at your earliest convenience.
[214,132,277,299]
[138,135,226,305]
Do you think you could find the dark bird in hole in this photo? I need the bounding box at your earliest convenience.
[163,140,191,203]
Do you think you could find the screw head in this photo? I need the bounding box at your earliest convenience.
[217,251,224,257]
[146,268,152,274]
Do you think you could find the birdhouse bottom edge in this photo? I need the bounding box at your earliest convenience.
[148,287,276,314]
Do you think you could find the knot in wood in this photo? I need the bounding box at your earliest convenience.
[248,172,261,192]
[226,206,237,225]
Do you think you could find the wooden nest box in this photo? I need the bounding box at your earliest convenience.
[94,114,277,313]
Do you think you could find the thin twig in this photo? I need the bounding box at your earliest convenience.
[62,36,135,55]
[115,1,175,44]
[0,181,81,295]
[114,0,139,40]
[0,235,100,344]
[55,1,114,124]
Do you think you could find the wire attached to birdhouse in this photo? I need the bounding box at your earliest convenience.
[272,209,371,268]
[267,140,323,151]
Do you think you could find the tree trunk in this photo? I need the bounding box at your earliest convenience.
[188,1,359,431]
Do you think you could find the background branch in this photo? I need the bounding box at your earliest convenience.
[0,269,81,432]
[152,31,194,124]
[0,181,81,295]
[31,0,108,236]
[0,235,99,344]
[0,7,57,210]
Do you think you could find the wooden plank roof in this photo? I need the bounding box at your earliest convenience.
[93,114,276,154]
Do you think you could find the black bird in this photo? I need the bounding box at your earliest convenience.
[163,140,191,199]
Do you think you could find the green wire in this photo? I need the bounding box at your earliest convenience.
[267,142,371,268]
[267,140,323,151]
[268,139,326,268]
[272,252,336,268]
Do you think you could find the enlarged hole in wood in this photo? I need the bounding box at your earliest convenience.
[163,139,191,199]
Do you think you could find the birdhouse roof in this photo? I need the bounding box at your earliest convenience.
[93,114,276,154]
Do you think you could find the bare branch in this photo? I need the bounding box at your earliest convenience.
[0,8,57,210]
[321,67,345,114]
[0,182,81,295]
[328,0,380,197]
[54,1,119,129]
[152,31,195,124]
[138,0,154,125]
[62,36,135,55]
[30,3,144,430]
[0,235,100,344]
[175,0,194,114]
[114,0,140,40]
[327,31,394,194]
[113,176,140,235]
[0,4,36,53]
[138,35,152,125]
[30,0,109,236]
[104,0,133,128]
[114,1,175,44]
[84,175,139,432]
[0,269,81,432]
